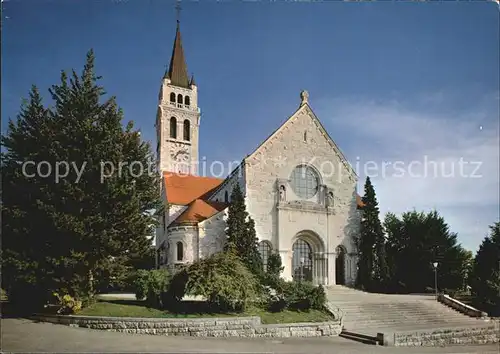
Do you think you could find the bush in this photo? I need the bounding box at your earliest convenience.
[53,292,82,315]
[165,251,259,312]
[134,268,170,308]
[267,281,326,312]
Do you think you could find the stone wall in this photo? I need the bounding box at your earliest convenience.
[378,324,499,347]
[198,210,227,259]
[32,314,342,338]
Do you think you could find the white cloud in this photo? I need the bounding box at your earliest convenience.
[317,92,500,252]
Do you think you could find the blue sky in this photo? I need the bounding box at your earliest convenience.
[2,0,499,252]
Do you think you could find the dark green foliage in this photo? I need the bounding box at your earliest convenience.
[470,222,500,315]
[263,253,284,288]
[356,177,389,291]
[1,50,162,308]
[133,269,170,308]
[384,210,471,293]
[224,183,263,276]
[267,281,326,312]
[165,251,259,312]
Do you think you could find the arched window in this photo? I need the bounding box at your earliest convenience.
[170,117,177,139]
[259,241,272,272]
[184,96,190,106]
[290,165,319,200]
[224,191,229,203]
[170,92,176,103]
[183,120,190,141]
[304,131,307,142]
[177,94,183,105]
[176,242,183,261]
[292,239,313,282]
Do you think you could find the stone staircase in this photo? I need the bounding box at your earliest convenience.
[327,285,498,346]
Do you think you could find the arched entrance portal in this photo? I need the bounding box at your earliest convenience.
[335,246,346,285]
[291,231,327,285]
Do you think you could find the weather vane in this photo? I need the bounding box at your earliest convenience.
[175,0,181,24]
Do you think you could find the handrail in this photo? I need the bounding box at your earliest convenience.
[326,302,345,329]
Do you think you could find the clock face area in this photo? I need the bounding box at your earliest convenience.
[170,142,190,162]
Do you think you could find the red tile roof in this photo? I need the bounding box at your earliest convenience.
[171,199,227,226]
[356,194,365,208]
[164,172,224,205]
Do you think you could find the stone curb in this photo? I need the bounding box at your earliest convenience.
[32,314,342,338]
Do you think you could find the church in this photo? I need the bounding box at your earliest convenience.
[155,20,364,287]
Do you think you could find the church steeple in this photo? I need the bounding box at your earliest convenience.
[165,4,190,88]
[157,1,201,176]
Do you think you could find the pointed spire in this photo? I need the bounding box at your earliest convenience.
[165,2,189,88]
[189,73,196,87]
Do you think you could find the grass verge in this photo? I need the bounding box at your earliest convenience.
[77,300,334,324]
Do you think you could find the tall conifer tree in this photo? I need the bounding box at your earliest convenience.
[224,183,263,276]
[1,50,162,307]
[356,176,389,290]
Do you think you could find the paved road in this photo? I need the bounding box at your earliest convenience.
[2,318,499,353]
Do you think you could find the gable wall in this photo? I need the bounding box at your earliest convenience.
[244,106,360,253]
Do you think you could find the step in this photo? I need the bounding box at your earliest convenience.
[345,321,487,331]
[342,311,477,318]
[340,330,379,345]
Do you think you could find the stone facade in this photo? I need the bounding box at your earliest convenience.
[198,211,227,259]
[242,103,360,285]
[157,78,200,175]
[158,100,362,286]
[33,314,342,338]
[155,18,362,287]
[208,165,246,203]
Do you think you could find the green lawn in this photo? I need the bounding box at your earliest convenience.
[78,300,334,324]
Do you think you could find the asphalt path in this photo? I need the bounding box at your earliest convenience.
[2,318,499,354]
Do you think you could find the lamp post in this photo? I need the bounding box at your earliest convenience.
[300,257,305,283]
[433,262,439,300]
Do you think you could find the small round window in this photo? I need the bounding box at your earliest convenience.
[290,165,319,199]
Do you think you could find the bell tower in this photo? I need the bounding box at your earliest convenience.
[156,3,200,175]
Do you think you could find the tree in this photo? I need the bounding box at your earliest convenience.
[384,210,471,294]
[263,253,284,288]
[356,176,388,291]
[267,253,284,280]
[470,222,500,315]
[1,50,162,308]
[224,183,263,276]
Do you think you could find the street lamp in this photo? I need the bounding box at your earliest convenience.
[300,257,305,282]
[433,262,439,299]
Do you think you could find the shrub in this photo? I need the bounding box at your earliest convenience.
[267,281,326,312]
[133,268,170,308]
[165,251,259,312]
[262,253,284,288]
[53,292,82,315]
